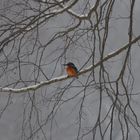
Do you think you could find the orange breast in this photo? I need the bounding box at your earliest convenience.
[66,66,77,77]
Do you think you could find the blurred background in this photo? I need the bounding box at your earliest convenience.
[0,0,140,139]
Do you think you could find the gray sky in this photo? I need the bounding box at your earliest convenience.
[0,0,140,140]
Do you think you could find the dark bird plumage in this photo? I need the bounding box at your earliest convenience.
[63,62,78,78]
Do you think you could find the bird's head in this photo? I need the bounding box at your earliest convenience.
[63,62,75,67]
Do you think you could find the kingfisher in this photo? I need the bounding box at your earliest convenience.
[63,62,78,78]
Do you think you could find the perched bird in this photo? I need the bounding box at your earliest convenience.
[63,62,78,78]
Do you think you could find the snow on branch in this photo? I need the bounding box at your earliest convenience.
[0,35,140,94]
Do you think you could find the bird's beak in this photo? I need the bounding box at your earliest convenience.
[63,64,67,66]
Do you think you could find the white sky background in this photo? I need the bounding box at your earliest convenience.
[0,0,140,140]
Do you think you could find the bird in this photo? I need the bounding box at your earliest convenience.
[63,62,78,78]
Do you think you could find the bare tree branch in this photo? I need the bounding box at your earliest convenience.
[0,35,139,93]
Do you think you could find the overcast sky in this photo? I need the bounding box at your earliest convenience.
[0,0,140,140]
